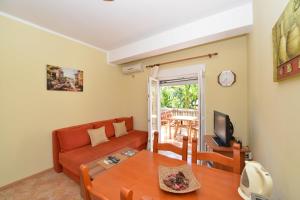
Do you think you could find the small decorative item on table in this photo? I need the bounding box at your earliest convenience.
[98,153,126,169]
[103,156,120,165]
[121,149,136,157]
[98,148,138,169]
[158,165,200,194]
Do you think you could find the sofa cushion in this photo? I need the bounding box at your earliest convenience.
[87,127,109,147]
[57,124,93,152]
[113,121,127,137]
[59,130,147,177]
[93,119,116,138]
[115,116,133,131]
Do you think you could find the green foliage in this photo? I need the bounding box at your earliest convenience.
[160,84,198,109]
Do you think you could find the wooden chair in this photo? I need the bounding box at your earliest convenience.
[162,111,176,139]
[191,138,241,174]
[153,131,188,161]
[160,111,169,126]
[170,119,181,140]
[120,187,133,200]
[190,120,199,137]
[80,165,133,200]
[80,164,109,200]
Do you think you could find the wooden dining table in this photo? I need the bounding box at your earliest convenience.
[91,150,242,200]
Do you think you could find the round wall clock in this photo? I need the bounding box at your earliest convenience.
[218,70,236,87]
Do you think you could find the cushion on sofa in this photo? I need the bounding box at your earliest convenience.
[93,119,116,138]
[59,130,147,177]
[113,121,127,137]
[87,127,109,147]
[115,116,133,131]
[57,124,93,152]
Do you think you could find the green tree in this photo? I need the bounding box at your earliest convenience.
[160,84,198,109]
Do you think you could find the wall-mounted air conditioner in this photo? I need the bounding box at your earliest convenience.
[122,63,144,74]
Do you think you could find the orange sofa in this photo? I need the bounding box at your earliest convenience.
[52,116,148,183]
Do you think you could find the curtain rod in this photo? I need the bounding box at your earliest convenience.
[145,52,218,68]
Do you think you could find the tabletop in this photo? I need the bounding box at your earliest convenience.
[171,116,198,121]
[92,150,242,200]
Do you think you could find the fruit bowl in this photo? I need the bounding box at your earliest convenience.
[158,164,200,194]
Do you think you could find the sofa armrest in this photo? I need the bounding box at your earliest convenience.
[52,131,62,172]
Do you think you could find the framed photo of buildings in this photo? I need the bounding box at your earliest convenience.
[46,65,83,92]
[272,0,300,81]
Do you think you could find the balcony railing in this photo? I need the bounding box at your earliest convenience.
[161,108,198,118]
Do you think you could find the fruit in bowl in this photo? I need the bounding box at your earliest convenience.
[163,171,189,191]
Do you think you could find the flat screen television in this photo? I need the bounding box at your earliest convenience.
[213,111,234,147]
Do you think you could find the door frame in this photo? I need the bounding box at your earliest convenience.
[156,64,206,151]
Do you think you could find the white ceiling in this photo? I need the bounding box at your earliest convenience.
[109,3,253,64]
[0,0,251,51]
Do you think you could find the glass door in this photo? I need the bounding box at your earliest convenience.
[147,77,160,150]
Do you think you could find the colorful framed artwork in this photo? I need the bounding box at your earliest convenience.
[46,65,83,92]
[272,0,300,81]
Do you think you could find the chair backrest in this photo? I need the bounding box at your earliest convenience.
[80,165,93,200]
[80,165,132,200]
[153,131,188,161]
[191,138,241,174]
[120,187,133,200]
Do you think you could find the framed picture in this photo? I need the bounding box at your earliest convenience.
[46,65,83,92]
[272,0,300,81]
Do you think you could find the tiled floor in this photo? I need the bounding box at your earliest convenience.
[0,170,82,200]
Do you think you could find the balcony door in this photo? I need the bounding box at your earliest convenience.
[148,64,206,152]
[147,77,160,150]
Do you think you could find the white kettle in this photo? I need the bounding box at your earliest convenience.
[238,161,273,200]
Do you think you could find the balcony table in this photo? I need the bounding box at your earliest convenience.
[91,150,242,200]
[170,116,198,140]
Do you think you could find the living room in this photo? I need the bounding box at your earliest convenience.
[0,0,299,199]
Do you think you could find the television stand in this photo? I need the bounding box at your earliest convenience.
[205,135,249,173]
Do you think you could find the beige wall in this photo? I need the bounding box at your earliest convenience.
[5,3,298,199]
[0,16,127,187]
[122,36,248,145]
[248,0,300,199]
